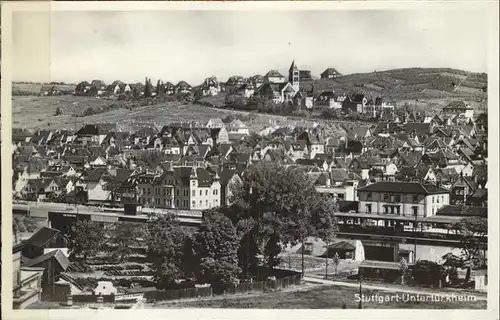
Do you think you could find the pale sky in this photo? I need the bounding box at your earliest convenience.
[12,9,489,85]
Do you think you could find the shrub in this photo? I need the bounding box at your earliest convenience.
[55,107,62,116]
[83,107,95,116]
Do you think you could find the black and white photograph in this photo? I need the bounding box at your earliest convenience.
[1,1,498,316]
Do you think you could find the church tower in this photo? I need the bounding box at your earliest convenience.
[289,60,300,91]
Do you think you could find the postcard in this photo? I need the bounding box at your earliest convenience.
[1,1,498,319]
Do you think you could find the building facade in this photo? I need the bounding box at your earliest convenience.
[357,182,450,217]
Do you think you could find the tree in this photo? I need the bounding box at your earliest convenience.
[146,213,187,289]
[451,216,487,281]
[332,252,340,276]
[67,220,107,260]
[229,162,337,277]
[244,133,262,149]
[156,80,162,97]
[399,257,409,285]
[144,77,152,99]
[194,209,241,293]
[109,222,145,262]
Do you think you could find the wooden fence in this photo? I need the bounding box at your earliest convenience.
[144,286,213,302]
[223,274,302,295]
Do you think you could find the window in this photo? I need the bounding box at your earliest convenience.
[412,206,418,216]
[437,197,440,204]
[432,196,434,204]
[384,194,390,202]
[200,190,202,196]
[192,201,196,208]
[395,195,401,202]
[205,190,208,196]
[176,200,179,207]
[384,206,389,214]
[192,190,196,197]
[206,200,208,206]
[183,200,188,207]
[413,195,419,203]
[148,188,151,195]
[176,189,180,196]
[366,204,372,213]
[367,192,372,200]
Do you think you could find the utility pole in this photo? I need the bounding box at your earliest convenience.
[247,186,253,280]
[358,275,363,309]
[414,211,418,262]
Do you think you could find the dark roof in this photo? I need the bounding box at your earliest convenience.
[25,226,62,248]
[328,241,356,251]
[404,122,432,135]
[435,205,487,218]
[24,249,71,271]
[75,124,113,136]
[321,68,342,76]
[337,200,359,212]
[357,182,449,195]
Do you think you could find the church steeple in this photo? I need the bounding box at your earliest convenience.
[288,60,300,91]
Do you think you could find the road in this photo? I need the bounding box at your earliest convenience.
[303,277,487,301]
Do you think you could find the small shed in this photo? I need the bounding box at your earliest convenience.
[24,249,71,295]
[22,226,68,259]
[358,260,404,282]
[321,240,365,261]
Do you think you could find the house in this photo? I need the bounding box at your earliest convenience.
[248,75,264,89]
[225,76,246,91]
[24,249,71,297]
[74,124,114,146]
[136,165,221,210]
[217,168,242,206]
[237,83,255,98]
[316,90,347,109]
[13,243,44,309]
[315,169,359,202]
[175,81,192,94]
[206,118,225,129]
[150,137,182,155]
[450,174,477,206]
[442,101,474,120]
[320,68,342,79]
[264,70,286,84]
[227,119,250,135]
[201,76,221,96]
[296,131,324,160]
[81,168,112,203]
[22,227,68,259]
[363,98,395,118]
[357,181,450,217]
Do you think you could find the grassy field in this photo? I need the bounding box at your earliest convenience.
[12,82,76,95]
[150,284,486,309]
[11,95,310,133]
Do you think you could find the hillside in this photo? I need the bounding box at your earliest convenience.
[11,67,488,130]
[300,67,488,113]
